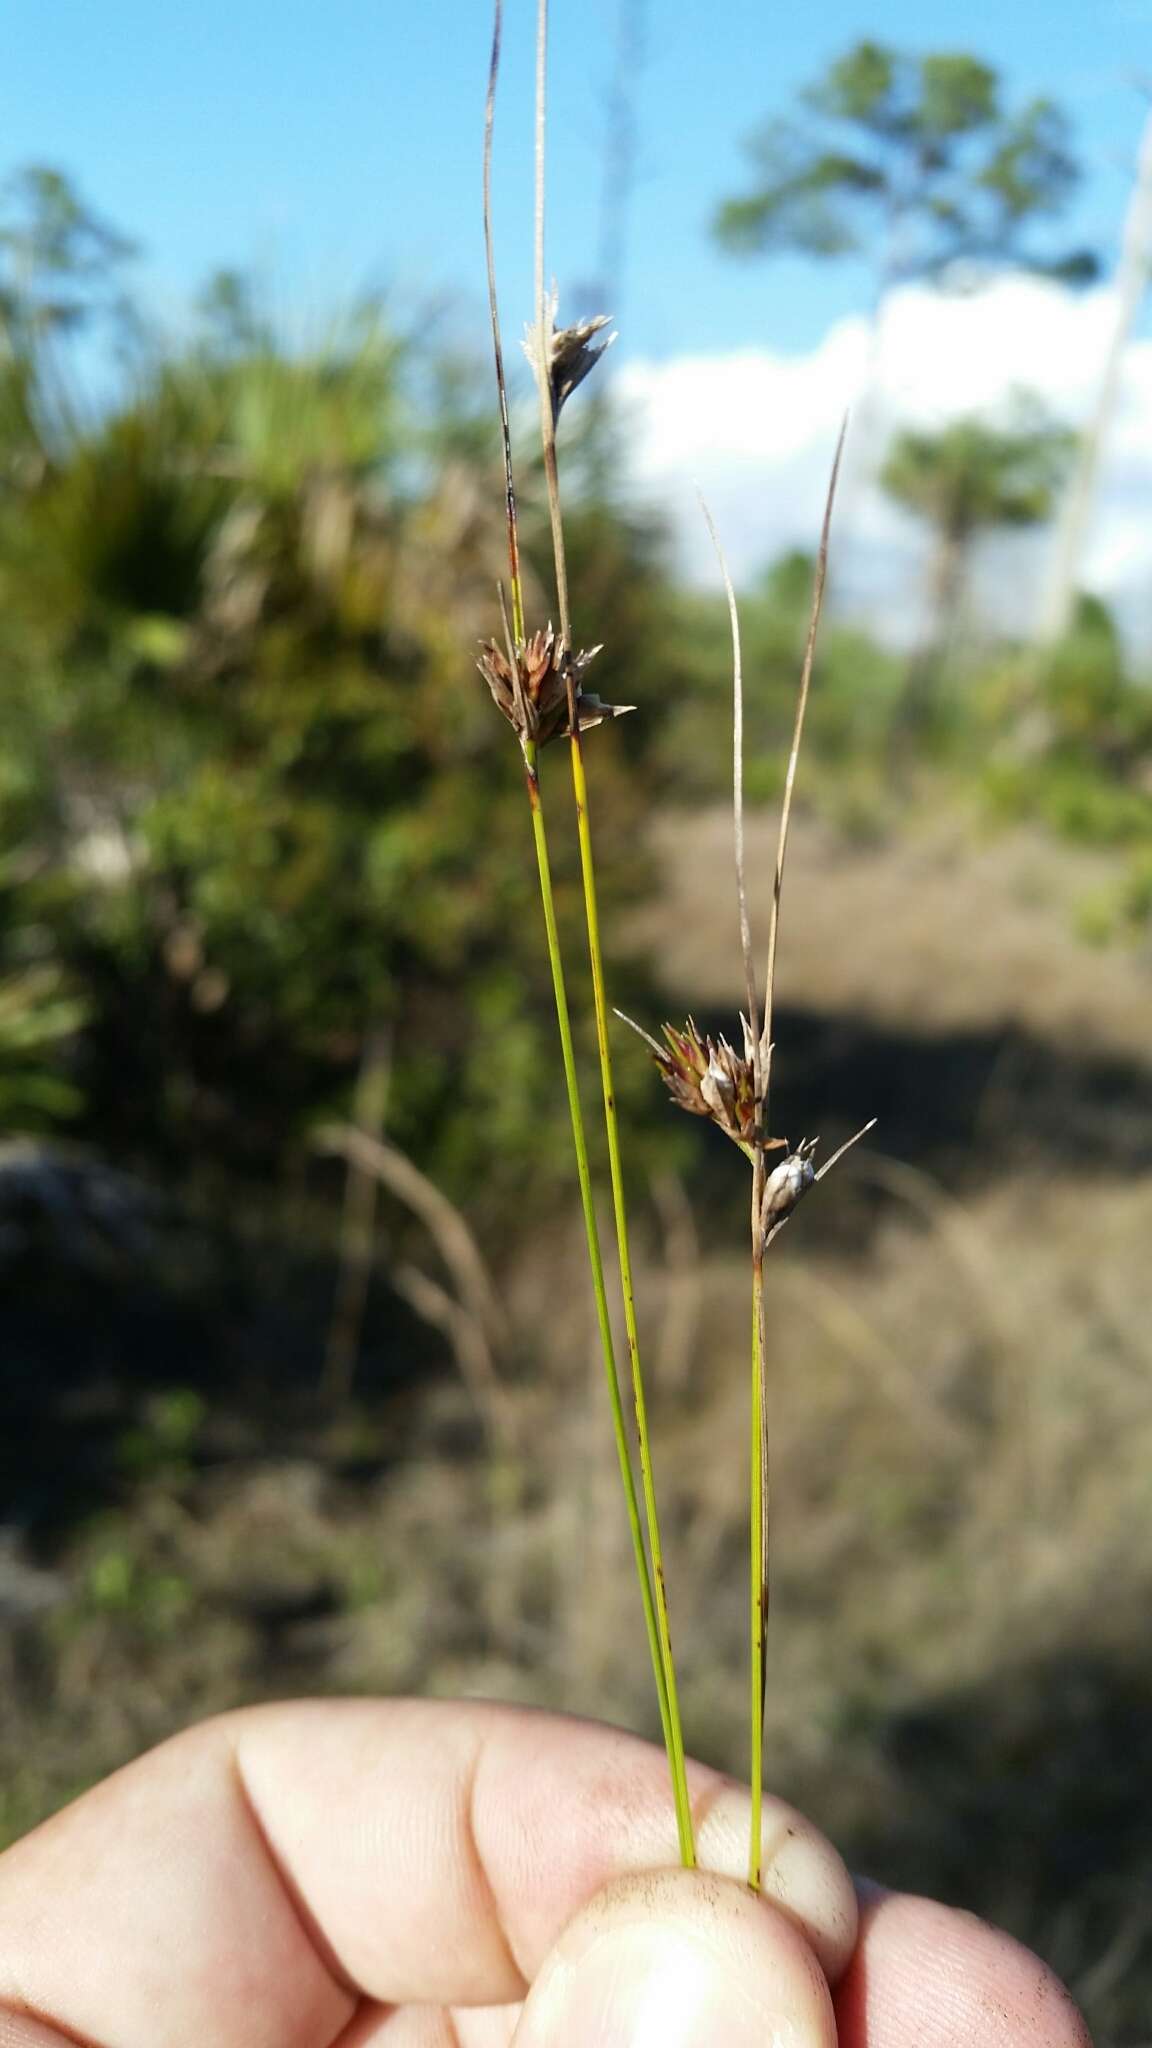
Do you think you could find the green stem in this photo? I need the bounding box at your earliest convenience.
[568,732,696,1870]
[749,1232,766,1890]
[748,1143,769,1892]
[529,0,691,1869]
[522,739,673,1759]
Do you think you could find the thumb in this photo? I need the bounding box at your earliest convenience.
[512,1866,838,2048]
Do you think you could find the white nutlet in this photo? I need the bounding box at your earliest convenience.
[762,1148,816,1235]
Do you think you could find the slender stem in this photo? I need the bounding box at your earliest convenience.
[748,1158,767,1889]
[530,0,692,1864]
[483,0,525,646]
[700,496,761,1103]
[569,733,696,1869]
[760,421,847,1085]
[522,739,673,1758]
[532,0,573,652]
[533,0,547,362]
[702,492,769,1884]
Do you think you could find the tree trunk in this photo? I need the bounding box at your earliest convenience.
[1039,103,1152,645]
[892,520,967,756]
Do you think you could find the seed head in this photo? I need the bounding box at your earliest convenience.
[524,290,616,422]
[477,625,632,747]
[762,1139,818,1238]
[640,1016,786,1154]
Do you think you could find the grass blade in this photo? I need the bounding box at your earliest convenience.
[759,420,848,1087]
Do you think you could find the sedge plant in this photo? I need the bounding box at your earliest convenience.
[709,453,875,1887]
[477,0,694,1867]
[479,0,873,1895]
[621,462,874,1887]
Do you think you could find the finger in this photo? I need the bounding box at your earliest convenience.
[337,2013,459,2048]
[834,1887,1093,2048]
[512,1868,836,2048]
[0,2018,80,2048]
[348,1871,843,2048]
[342,2010,521,2047]
[0,1699,857,2048]
[235,1698,855,1993]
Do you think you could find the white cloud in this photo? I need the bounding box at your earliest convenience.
[614,278,1152,648]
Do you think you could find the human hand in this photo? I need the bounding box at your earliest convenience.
[0,1699,1090,2045]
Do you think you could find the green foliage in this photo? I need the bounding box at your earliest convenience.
[76,1527,193,1634]
[0,963,85,1127]
[117,1390,206,1481]
[1036,596,1152,756]
[880,408,1072,543]
[0,166,135,335]
[1,161,1148,1271]
[0,843,87,1130]
[987,752,1151,846]
[877,404,1074,742]
[654,559,906,802]
[0,165,138,470]
[714,39,1096,288]
[0,170,690,1231]
[977,598,1152,938]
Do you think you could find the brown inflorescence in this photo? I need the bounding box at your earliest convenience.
[647,1016,786,1155]
[477,625,633,747]
[620,1014,851,1239]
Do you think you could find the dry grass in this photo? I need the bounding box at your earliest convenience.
[643,805,1152,1058]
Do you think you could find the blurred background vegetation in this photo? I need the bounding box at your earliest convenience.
[2,31,1152,2043]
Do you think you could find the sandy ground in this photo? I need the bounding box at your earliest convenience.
[641,807,1151,1060]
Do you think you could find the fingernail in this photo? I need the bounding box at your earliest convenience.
[513,1869,834,2048]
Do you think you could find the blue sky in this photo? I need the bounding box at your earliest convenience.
[5,0,1146,364]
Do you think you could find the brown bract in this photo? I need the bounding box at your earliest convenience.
[477,625,633,746]
[648,1016,786,1154]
